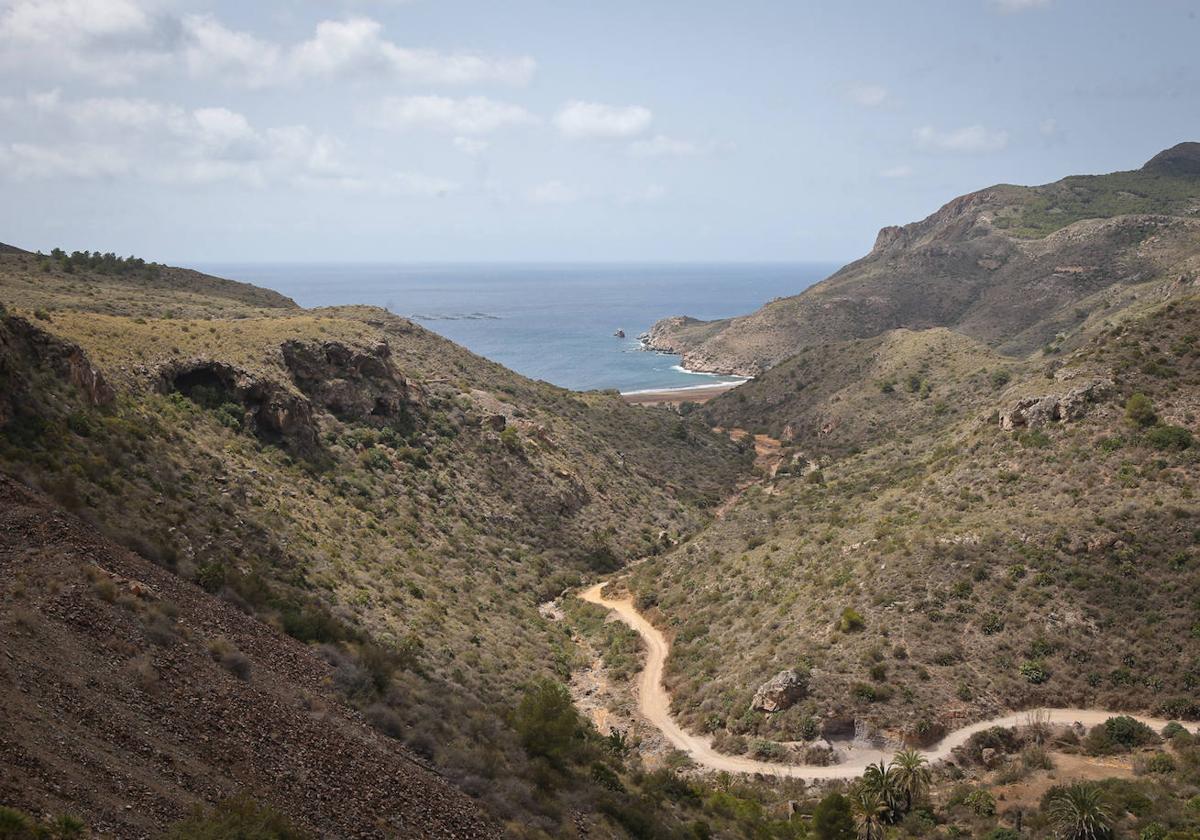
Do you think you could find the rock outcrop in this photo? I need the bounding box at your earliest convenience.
[998,378,1113,430]
[157,359,319,452]
[751,668,808,713]
[281,339,423,427]
[0,314,114,426]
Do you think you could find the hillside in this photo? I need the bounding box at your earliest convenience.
[0,248,754,837]
[644,143,1200,376]
[0,474,496,839]
[627,289,1199,753]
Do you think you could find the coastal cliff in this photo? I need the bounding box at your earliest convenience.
[644,142,1200,376]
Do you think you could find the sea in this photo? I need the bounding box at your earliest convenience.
[189,262,836,394]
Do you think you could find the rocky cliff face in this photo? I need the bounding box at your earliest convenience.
[0,314,114,426]
[644,145,1200,376]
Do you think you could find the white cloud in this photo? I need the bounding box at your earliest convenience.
[879,164,914,179]
[620,184,667,204]
[183,15,536,87]
[993,0,1051,11]
[527,179,579,204]
[628,134,702,157]
[371,95,535,134]
[0,91,368,189]
[914,124,1009,153]
[181,14,281,87]
[846,83,889,107]
[1039,118,1059,136]
[554,101,652,140]
[452,136,489,155]
[0,0,172,84]
[387,171,459,197]
[0,141,131,179]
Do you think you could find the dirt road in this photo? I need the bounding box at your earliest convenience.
[579,582,1176,780]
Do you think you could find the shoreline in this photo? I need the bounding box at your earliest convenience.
[620,379,746,406]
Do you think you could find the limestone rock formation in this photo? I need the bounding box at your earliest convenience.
[751,668,808,713]
[998,378,1112,430]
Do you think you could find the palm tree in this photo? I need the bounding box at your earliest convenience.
[850,784,890,840]
[861,759,900,818]
[892,749,931,813]
[1046,783,1112,840]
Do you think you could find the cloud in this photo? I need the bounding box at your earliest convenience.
[0,91,359,188]
[554,101,652,140]
[993,0,1051,11]
[628,134,702,157]
[183,14,536,87]
[452,136,489,155]
[0,0,173,84]
[879,164,914,179]
[181,14,281,86]
[846,83,889,107]
[526,179,579,204]
[914,124,1009,153]
[370,95,535,134]
[0,141,131,179]
[620,184,667,204]
[1,4,536,88]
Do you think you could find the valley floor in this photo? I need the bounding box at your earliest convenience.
[577,581,1176,781]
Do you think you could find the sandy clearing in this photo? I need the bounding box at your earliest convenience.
[579,582,1176,780]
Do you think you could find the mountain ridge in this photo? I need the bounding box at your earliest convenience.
[642,143,1200,377]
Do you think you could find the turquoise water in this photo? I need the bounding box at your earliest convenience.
[190,262,834,393]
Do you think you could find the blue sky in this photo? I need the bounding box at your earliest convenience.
[0,0,1197,262]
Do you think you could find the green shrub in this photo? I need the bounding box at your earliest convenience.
[165,796,309,839]
[964,788,996,816]
[1086,716,1159,754]
[1126,393,1157,427]
[812,792,855,840]
[1145,424,1193,451]
[512,678,584,767]
[837,607,865,632]
[1020,659,1049,684]
[1143,752,1175,774]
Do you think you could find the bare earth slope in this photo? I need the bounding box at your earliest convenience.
[0,474,497,839]
[644,143,1200,376]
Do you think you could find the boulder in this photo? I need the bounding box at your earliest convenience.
[751,669,808,713]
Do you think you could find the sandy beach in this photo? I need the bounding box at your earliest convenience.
[621,380,745,406]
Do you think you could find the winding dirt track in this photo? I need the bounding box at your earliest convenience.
[580,582,1175,780]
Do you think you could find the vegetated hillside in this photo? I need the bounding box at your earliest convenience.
[702,327,1025,458]
[629,289,1200,751]
[0,475,497,839]
[643,143,1200,376]
[0,249,751,837]
[1,247,297,314]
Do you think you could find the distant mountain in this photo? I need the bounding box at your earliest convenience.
[644,143,1200,376]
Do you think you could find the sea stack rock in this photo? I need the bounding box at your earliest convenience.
[614,329,625,338]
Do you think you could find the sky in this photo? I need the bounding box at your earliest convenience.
[0,0,1197,263]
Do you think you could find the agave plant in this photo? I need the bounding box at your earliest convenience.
[892,749,931,812]
[1046,783,1112,840]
